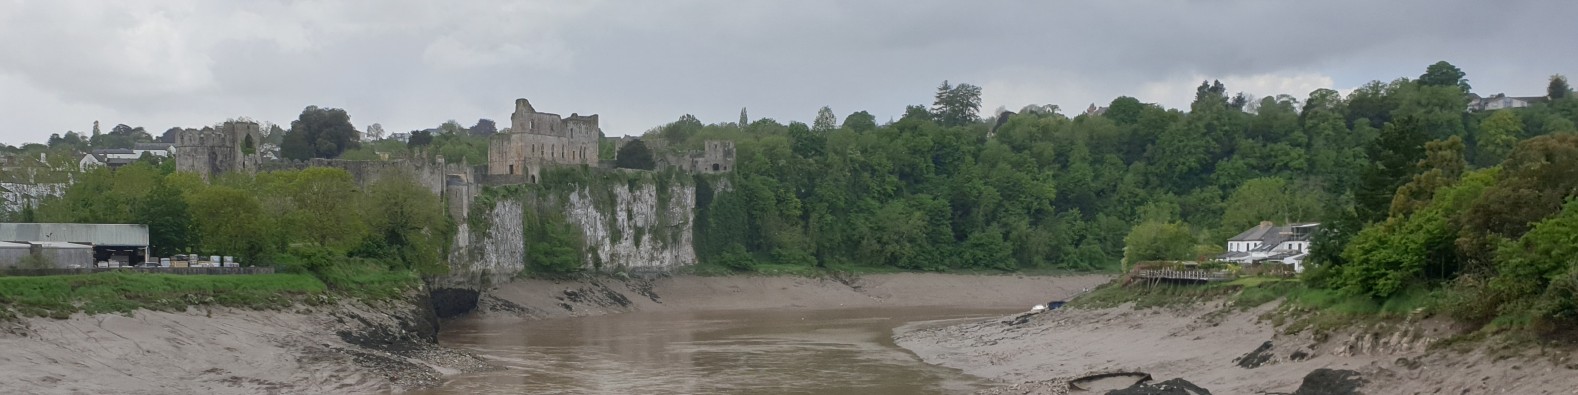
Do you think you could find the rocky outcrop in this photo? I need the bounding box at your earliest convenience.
[447,171,696,286]
[565,180,696,272]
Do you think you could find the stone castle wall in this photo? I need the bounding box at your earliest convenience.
[488,99,600,180]
[659,140,737,174]
[175,121,263,180]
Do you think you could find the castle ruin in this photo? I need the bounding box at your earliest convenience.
[488,99,601,183]
[657,140,736,174]
[175,121,263,180]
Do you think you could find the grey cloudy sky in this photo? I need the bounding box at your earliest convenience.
[1,0,1573,144]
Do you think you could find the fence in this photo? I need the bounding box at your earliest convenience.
[0,267,275,276]
[1131,269,1235,283]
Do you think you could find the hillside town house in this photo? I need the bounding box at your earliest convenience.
[1217,221,1318,272]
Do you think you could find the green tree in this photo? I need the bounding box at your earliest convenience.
[365,173,449,275]
[1390,136,1467,218]
[290,167,367,248]
[1220,177,1323,238]
[813,106,838,132]
[1105,96,1145,125]
[1122,221,1196,266]
[190,186,265,260]
[1549,74,1571,100]
[615,139,657,170]
[525,210,585,275]
[1483,198,1578,329]
[133,179,194,257]
[1462,133,1578,242]
[469,119,497,136]
[282,106,360,159]
[1475,110,1522,167]
[842,111,877,132]
[1419,61,1471,92]
[1357,116,1430,223]
[930,80,982,127]
[407,130,434,149]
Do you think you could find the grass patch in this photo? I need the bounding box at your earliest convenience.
[0,258,422,320]
[0,272,327,319]
[1069,276,1300,310]
[1268,285,1443,336]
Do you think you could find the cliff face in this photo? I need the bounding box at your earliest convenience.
[566,180,697,272]
[448,171,696,284]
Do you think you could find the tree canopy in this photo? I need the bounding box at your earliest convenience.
[281,106,360,160]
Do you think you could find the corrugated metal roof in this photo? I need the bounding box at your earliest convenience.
[0,223,149,246]
[29,241,93,249]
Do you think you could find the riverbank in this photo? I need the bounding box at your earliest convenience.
[894,285,1578,394]
[476,273,1112,318]
[0,294,492,395]
[0,272,1109,394]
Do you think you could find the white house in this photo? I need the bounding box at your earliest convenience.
[1468,93,1542,111]
[1217,221,1319,272]
[132,142,175,157]
[80,146,169,170]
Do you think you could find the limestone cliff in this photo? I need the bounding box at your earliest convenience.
[450,170,695,283]
[565,178,697,271]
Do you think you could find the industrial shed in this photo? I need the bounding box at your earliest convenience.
[0,223,150,267]
[0,241,31,268]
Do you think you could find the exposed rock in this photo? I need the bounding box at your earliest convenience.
[1291,369,1364,395]
[1235,340,1276,368]
[566,180,696,271]
[1106,378,1213,395]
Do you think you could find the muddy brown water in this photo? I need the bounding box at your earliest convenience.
[411,306,1015,395]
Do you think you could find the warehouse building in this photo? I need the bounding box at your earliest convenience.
[0,223,149,268]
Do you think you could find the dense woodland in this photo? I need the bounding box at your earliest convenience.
[12,61,1578,331]
[664,63,1578,331]
[27,164,452,277]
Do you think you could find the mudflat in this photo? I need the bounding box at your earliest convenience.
[895,299,1578,394]
[481,273,1112,318]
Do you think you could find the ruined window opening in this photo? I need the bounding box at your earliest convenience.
[508,164,515,174]
[711,163,720,172]
[529,174,537,184]
[242,134,256,155]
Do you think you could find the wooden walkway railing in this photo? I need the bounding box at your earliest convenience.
[1132,269,1234,283]
[0,267,275,276]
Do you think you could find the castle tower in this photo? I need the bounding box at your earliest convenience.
[175,121,263,180]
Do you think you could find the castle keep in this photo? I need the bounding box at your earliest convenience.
[175,121,263,180]
[488,98,601,183]
[663,140,736,174]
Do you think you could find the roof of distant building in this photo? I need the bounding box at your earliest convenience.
[1228,222,1275,241]
[91,148,134,155]
[1229,222,1319,244]
[0,223,149,246]
[134,142,174,150]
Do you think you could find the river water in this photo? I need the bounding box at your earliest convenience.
[412,306,1012,395]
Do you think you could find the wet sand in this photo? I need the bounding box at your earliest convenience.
[413,307,1013,395]
[0,300,489,395]
[894,300,1578,394]
[481,273,1112,319]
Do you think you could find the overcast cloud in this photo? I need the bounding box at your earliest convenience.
[0,0,1573,144]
